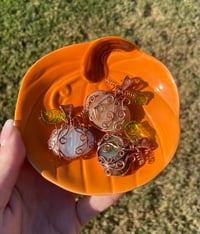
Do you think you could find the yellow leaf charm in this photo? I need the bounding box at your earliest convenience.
[124,120,156,142]
[41,109,66,124]
[123,120,141,141]
[125,90,149,105]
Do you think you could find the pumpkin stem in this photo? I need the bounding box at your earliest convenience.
[82,37,137,82]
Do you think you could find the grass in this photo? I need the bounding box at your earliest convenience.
[0,0,199,233]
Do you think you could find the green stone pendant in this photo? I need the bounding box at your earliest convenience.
[97,133,135,176]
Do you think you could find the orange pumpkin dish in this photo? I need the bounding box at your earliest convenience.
[15,36,180,195]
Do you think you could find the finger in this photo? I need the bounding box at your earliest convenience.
[0,120,25,210]
[76,193,123,225]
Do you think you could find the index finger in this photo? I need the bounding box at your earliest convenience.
[0,120,25,210]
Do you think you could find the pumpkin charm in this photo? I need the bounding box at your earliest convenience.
[43,104,96,160]
[97,133,135,176]
[84,90,131,133]
[48,125,96,160]
[97,133,155,176]
[84,75,149,133]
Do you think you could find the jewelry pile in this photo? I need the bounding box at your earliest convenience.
[41,76,156,176]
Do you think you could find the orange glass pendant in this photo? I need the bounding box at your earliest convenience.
[15,36,180,195]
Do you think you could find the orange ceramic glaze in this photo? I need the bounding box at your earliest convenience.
[15,36,180,195]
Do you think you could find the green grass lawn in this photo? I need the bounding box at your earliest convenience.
[0,0,199,233]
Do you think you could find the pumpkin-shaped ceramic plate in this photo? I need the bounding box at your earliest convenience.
[15,37,180,195]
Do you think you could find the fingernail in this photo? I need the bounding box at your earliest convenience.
[0,119,14,146]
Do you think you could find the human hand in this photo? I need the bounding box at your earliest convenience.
[0,120,122,234]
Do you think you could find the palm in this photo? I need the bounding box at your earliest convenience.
[4,160,81,234]
[0,122,122,234]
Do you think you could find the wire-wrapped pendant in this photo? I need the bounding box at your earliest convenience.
[97,133,155,176]
[84,90,131,133]
[48,125,96,160]
[97,133,135,176]
[42,104,96,160]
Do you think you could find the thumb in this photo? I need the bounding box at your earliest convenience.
[0,120,25,210]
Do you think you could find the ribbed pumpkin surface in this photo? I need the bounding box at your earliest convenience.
[15,37,180,195]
